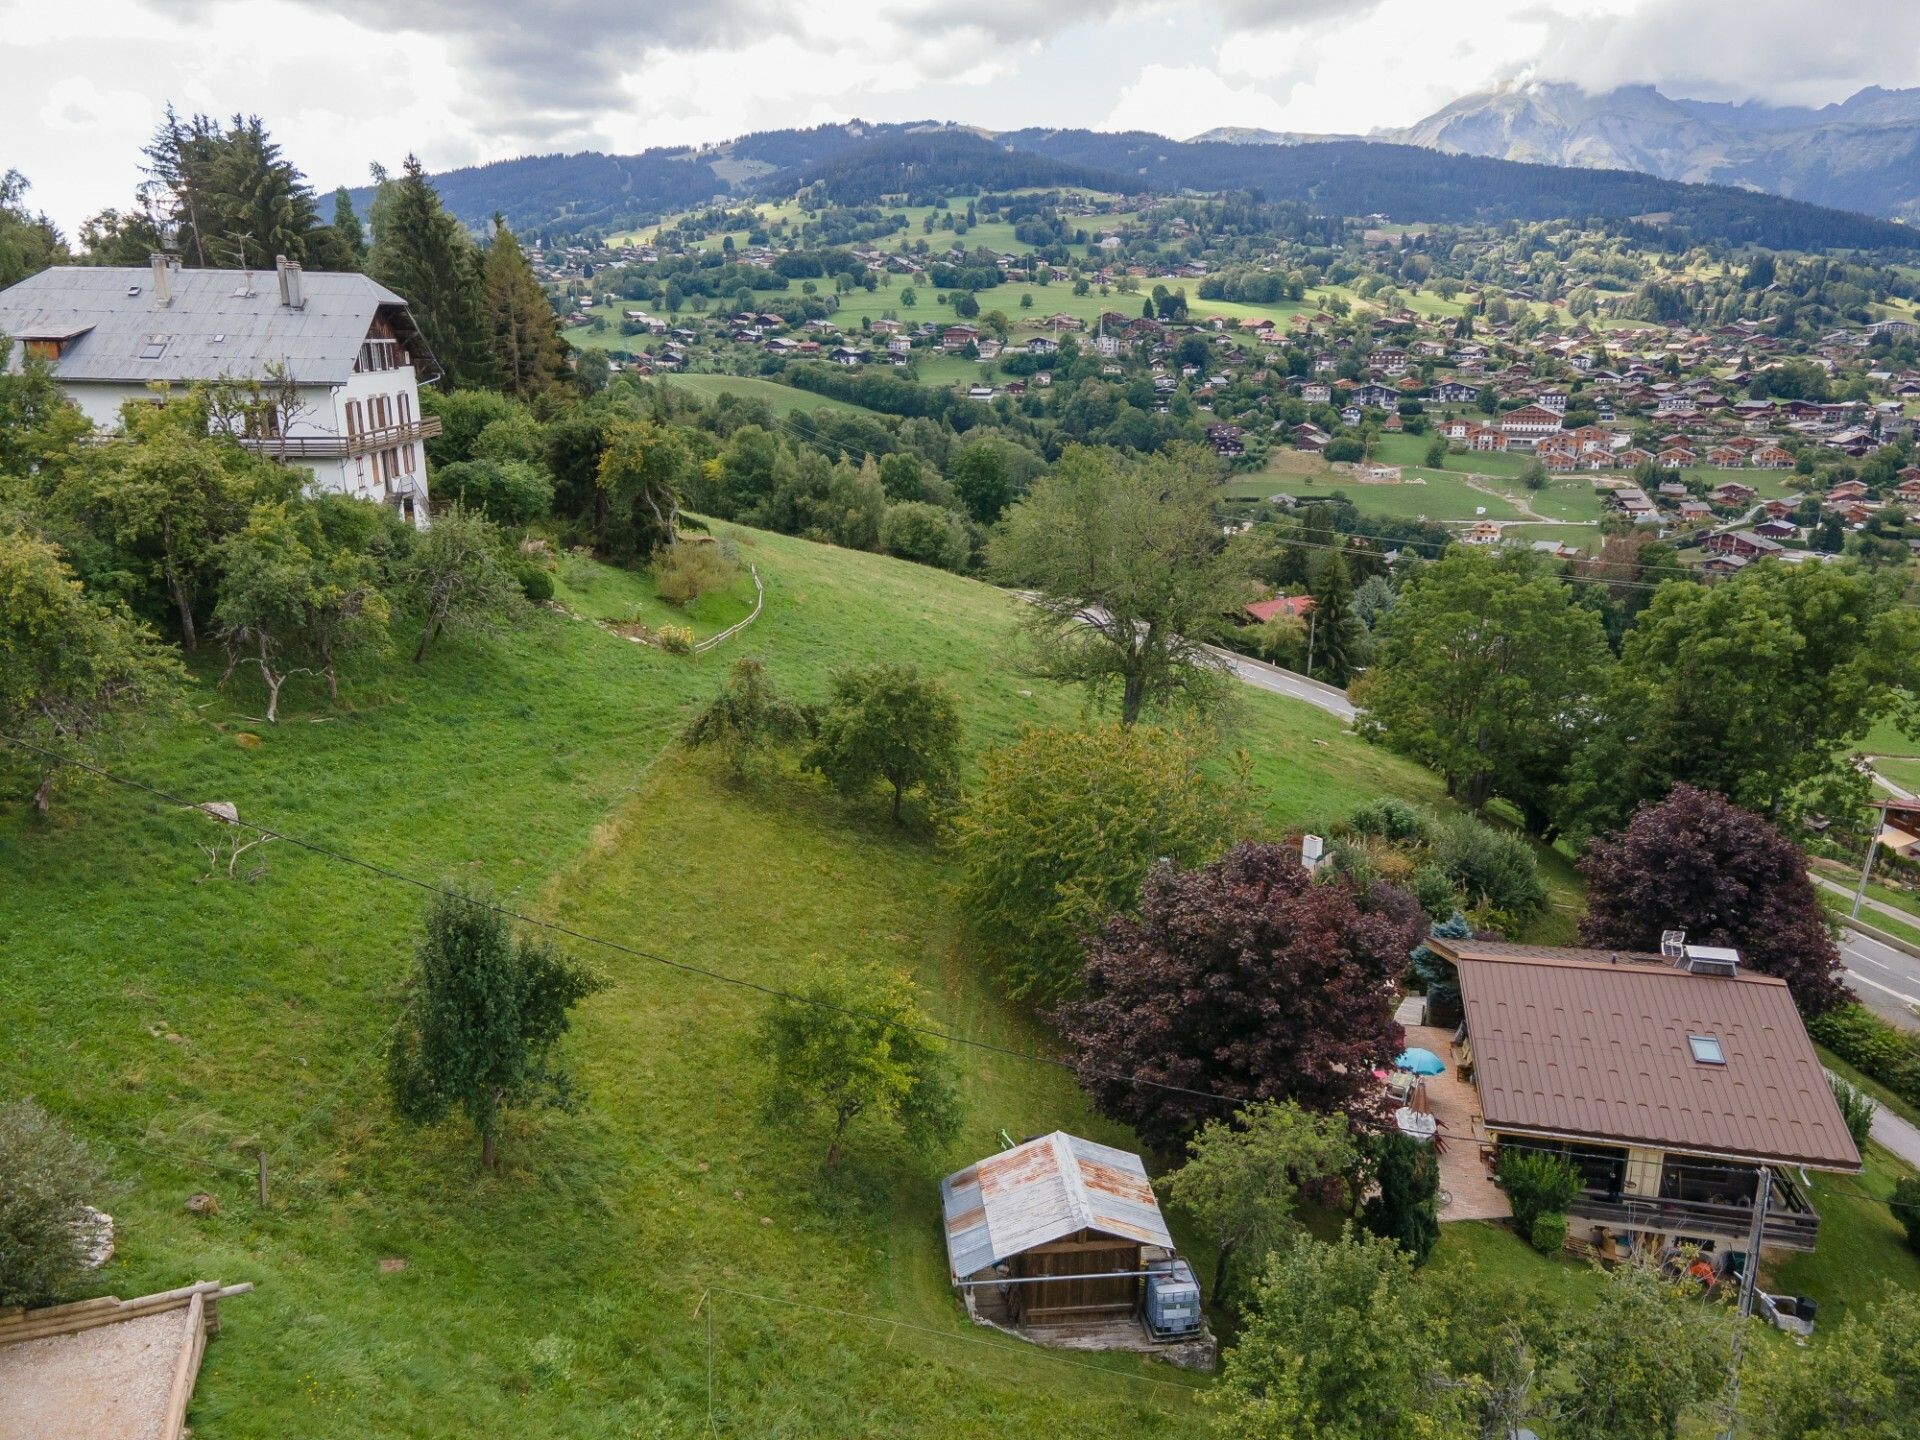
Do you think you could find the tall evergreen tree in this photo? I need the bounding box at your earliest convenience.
[480,215,567,400]
[328,188,367,266]
[1308,549,1363,684]
[140,109,323,269]
[0,172,68,288]
[368,157,491,390]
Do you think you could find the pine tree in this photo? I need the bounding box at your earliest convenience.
[140,110,323,268]
[368,157,491,390]
[1308,550,1363,684]
[328,188,366,266]
[480,215,568,400]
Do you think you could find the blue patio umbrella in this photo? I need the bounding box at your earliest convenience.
[1395,1047,1446,1076]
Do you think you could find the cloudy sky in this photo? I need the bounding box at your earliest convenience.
[7,0,1919,233]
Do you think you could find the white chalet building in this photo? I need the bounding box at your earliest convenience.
[0,254,440,525]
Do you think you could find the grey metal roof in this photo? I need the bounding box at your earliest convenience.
[939,1132,1173,1282]
[0,265,412,386]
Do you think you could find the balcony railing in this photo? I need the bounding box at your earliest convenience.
[1567,1168,1820,1252]
[237,415,442,460]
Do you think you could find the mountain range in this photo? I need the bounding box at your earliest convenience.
[356,111,1920,256]
[1193,82,1920,223]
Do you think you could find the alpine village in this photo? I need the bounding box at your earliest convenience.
[12,24,1920,1440]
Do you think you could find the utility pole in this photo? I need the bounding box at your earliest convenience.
[1853,797,1892,919]
[1716,1167,1772,1440]
[1305,608,1318,679]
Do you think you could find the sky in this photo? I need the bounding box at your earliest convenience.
[6,0,1920,234]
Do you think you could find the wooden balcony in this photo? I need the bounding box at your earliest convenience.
[239,415,441,461]
[1568,1167,1820,1253]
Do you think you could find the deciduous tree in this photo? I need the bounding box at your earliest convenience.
[989,444,1244,724]
[0,526,180,811]
[1560,561,1920,839]
[1212,1230,1462,1440]
[1578,785,1847,1013]
[1164,1100,1356,1305]
[387,888,604,1170]
[757,966,958,1171]
[806,663,960,824]
[402,505,522,663]
[1357,547,1610,834]
[952,722,1248,1003]
[1059,843,1421,1150]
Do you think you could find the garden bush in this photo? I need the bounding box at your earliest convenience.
[513,560,554,603]
[1498,1148,1582,1234]
[1530,1210,1569,1256]
[653,541,740,608]
[1346,798,1436,848]
[1810,1004,1920,1112]
[1431,814,1547,923]
[1830,1075,1878,1151]
[1893,1175,1920,1254]
[0,1099,110,1307]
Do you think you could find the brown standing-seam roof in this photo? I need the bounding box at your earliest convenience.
[1433,939,1861,1172]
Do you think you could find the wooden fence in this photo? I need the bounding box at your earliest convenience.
[692,564,765,654]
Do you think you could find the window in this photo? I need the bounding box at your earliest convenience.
[1687,1035,1725,1065]
[138,335,169,360]
[398,392,412,425]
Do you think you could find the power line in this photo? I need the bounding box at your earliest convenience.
[705,1284,1207,1396]
[1,735,1237,1113]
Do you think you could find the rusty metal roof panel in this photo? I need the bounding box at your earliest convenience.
[938,1132,1173,1281]
[1453,948,1861,1172]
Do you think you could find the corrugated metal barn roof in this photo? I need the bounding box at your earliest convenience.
[0,265,411,386]
[939,1132,1173,1281]
[1438,940,1861,1172]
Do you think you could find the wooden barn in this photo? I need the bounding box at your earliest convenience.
[940,1132,1176,1330]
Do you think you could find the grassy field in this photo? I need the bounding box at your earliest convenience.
[1864,714,1920,793]
[550,548,760,637]
[2,524,1465,1437]
[655,371,884,420]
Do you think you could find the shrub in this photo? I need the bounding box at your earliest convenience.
[434,459,554,527]
[1499,1148,1582,1233]
[657,624,695,655]
[1347,798,1435,847]
[0,1099,110,1306]
[1530,1210,1569,1255]
[879,501,970,571]
[1431,814,1546,923]
[1893,1175,1920,1254]
[952,724,1248,1004]
[1830,1075,1877,1151]
[513,561,554,603]
[1408,864,1458,920]
[1810,1004,1920,1112]
[1361,1130,1440,1265]
[652,541,740,608]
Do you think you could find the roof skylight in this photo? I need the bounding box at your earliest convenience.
[1687,1034,1725,1065]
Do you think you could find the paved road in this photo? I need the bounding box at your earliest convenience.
[1811,872,1920,933]
[1837,927,1920,1030]
[1869,1103,1920,1170]
[1205,647,1357,722]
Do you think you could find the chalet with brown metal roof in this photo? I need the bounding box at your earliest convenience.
[1430,936,1860,1254]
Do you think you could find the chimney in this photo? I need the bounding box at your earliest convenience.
[276,254,304,311]
[150,252,177,308]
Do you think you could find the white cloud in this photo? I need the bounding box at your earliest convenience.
[3,0,1917,236]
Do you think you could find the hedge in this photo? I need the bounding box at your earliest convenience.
[1808,1003,1920,1111]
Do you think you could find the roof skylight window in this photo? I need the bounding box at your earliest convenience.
[138,336,169,360]
[1687,1034,1725,1065]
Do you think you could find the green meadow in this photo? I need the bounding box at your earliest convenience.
[3,524,1454,1437]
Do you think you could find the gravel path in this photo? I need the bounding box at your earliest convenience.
[0,1309,191,1440]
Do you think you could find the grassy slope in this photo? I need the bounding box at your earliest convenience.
[2,524,1450,1438]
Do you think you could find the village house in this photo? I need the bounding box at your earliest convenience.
[1433,936,1860,1257]
[1704,529,1785,561]
[0,255,439,525]
[1497,403,1564,447]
